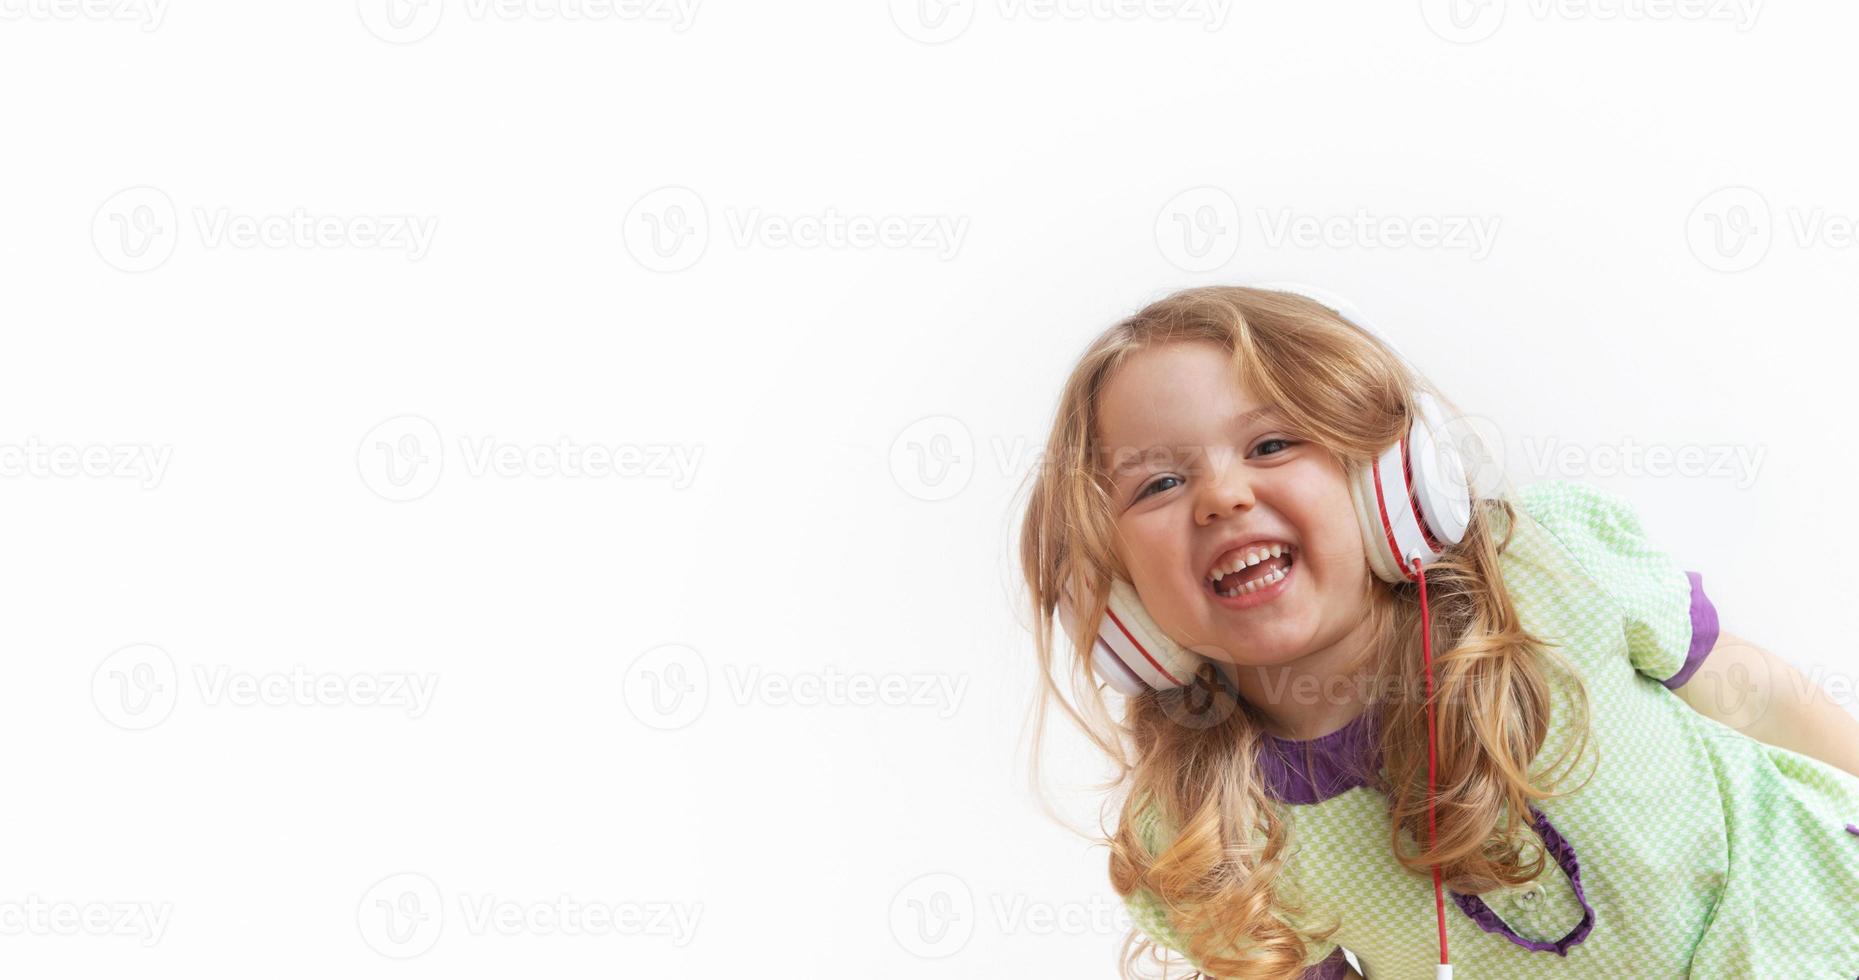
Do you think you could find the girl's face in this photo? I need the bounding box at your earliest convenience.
[1096,340,1375,673]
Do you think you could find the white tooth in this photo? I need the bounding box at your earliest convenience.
[1217,562,1289,597]
[1212,543,1293,585]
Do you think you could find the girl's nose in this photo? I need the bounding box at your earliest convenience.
[1197,456,1255,524]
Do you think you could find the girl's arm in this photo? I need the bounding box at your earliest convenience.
[1673,631,1859,780]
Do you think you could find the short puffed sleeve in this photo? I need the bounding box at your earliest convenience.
[1517,479,1721,689]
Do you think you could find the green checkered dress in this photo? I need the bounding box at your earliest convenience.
[1124,479,1859,978]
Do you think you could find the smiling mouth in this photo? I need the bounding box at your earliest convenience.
[1208,552,1296,598]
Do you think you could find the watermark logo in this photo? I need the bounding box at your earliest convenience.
[357,0,444,42]
[1436,412,1508,499]
[1420,0,1505,43]
[92,186,177,273]
[1682,644,1859,732]
[888,873,1137,959]
[621,643,710,731]
[1686,184,1859,273]
[623,186,710,272]
[92,643,179,731]
[889,415,975,502]
[1686,185,1771,273]
[357,873,445,958]
[1154,186,1241,273]
[621,187,971,272]
[889,872,975,958]
[1677,636,1772,728]
[359,0,700,43]
[890,0,975,43]
[357,415,445,502]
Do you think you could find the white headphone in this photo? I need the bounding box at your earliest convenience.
[1058,289,1476,696]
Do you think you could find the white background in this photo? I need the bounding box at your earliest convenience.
[3,0,1856,976]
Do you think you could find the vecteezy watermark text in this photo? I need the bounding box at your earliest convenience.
[92,186,438,272]
[1523,435,1764,489]
[92,644,439,731]
[889,0,1234,44]
[193,665,438,717]
[359,0,700,44]
[356,873,701,958]
[621,644,971,731]
[1153,189,1503,273]
[0,439,171,489]
[622,186,970,272]
[0,897,173,946]
[357,415,704,502]
[193,208,437,260]
[0,0,168,30]
[889,872,1137,959]
[1423,0,1762,44]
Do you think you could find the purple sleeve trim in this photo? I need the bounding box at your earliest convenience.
[1846,823,1858,837]
[1300,946,1350,979]
[1449,806,1596,956]
[1663,570,1720,690]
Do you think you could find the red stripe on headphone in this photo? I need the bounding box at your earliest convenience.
[1400,439,1443,553]
[1103,605,1185,687]
[1372,442,1420,583]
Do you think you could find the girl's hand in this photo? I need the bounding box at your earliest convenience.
[1674,631,1859,780]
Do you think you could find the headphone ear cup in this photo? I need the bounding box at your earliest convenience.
[1099,578,1207,691]
[1056,579,1208,692]
[1350,458,1410,584]
[1056,584,1150,696]
[1405,391,1474,549]
[1350,393,1478,584]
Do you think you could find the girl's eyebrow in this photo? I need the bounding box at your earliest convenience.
[1226,404,1282,427]
[1107,405,1282,490]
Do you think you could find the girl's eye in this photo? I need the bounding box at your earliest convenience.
[1253,438,1296,457]
[1137,475,1182,500]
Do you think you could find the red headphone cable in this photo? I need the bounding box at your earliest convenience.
[1414,556,1454,978]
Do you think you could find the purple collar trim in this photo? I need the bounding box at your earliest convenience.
[1255,704,1381,805]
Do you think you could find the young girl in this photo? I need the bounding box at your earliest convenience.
[1017,286,1859,979]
